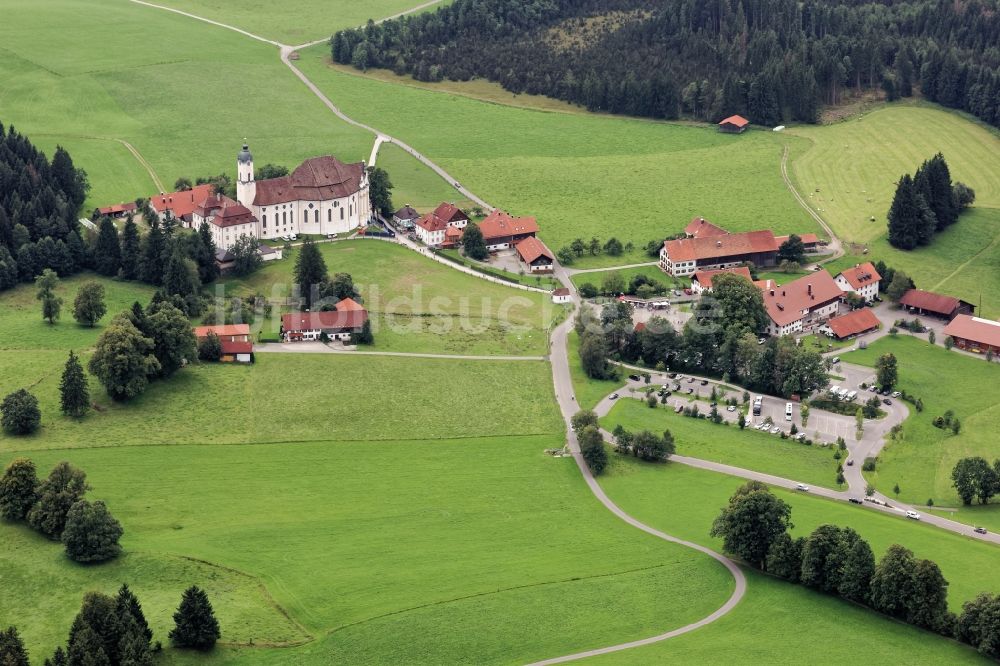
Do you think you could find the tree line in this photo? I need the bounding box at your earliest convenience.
[712,481,1000,657]
[576,273,828,398]
[887,153,975,250]
[0,583,220,665]
[331,0,1000,128]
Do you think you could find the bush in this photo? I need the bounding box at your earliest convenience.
[578,282,597,298]
[62,499,124,562]
[862,457,877,472]
[0,389,41,435]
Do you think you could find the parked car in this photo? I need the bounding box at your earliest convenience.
[891,391,901,398]
[628,374,640,381]
[881,388,891,396]
[327,233,336,239]
[849,497,863,504]
[974,526,988,535]
[846,459,854,466]
[610,393,619,400]
[905,510,921,520]
[770,426,781,434]
[700,379,708,385]
[883,398,892,406]
[831,356,841,364]
[687,377,695,383]
[710,402,718,408]
[796,483,810,491]
[727,405,737,412]
[757,337,766,345]
[868,386,877,392]
[686,388,694,394]
[795,432,806,441]
[672,383,681,391]
[289,234,298,241]
[668,373,677,378]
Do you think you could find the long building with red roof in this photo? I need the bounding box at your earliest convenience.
[760,270,843,336]
[821,308,881,340]
[943,315,1000,354]
[282,299,369,342]
[479,209,539,250]
[899,289,975,320]
[660,229,779,277]
[192,324,253,363]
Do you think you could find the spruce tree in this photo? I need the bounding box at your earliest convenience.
[169,586,221,650]
[119,217,141,281]
[0,458,39,521]
[44,646,68,666]
[196,222,220,283]
[117,584,153,644]
[26,461,89,538]
[293,240,328,308]
[93,217,121,276]
[140,219,167,285]
[0,626,30,666]
[62,499,124,563]
[887,174,935,250]
[60,350,90,417]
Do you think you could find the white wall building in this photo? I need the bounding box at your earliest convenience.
[835,262,882,303]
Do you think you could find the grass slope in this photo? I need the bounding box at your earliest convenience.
[375,143,475,213]
[567,330,623,410]
[590,459,997,664]
[0,0,372,211]
[295,49,819,268]
[601,399,841,489]
[842,336,1000,510]
[789,104,1000,316]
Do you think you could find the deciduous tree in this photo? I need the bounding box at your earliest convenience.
[36,268,62,324]
[88,313,160,401]
[1,389,41,435]
[710,481,792,569]
[0,458,39,521]
[579,425,608,474]
[62,499,124,562]
[73,281,107,327]
[27,461,89,538]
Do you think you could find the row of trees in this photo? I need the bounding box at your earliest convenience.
[711,481,1000,655]
[0,583,221,665]
[887,154,974,250]
[332,0,1000,128]
[569,408,675,474]
[951,457,1000,506]
[555,236,633,266]
[0,459,122,563]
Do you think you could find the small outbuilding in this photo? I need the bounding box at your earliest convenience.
[193,324,253,363]
[552,288,572,304]
[392,205,420,229]
[899,289,974,320]
[821,308,880,340]
[718,115,750,134]
[515,236,554,273]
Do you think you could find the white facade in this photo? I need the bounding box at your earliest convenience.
[212,224,257,252]
[552,291,572,304]
[415,224,445,246]
[836,275,880,302]
[765,300,840,337]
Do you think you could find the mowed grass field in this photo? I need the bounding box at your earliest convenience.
[790,104,1000,315]
[593,460,1000,664]
[220,240,558,355]
[601,399,841,489]
[296,48,820,268]
[376,142,476,213]
[842,337,1000,510]
[0,0,372,211]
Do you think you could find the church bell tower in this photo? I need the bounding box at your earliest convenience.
[236,140,255,207]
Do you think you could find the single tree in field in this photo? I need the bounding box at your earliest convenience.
[711,481,792,570]
[777,234,806,264]
[893,482,901,498]
[0,458,39,521]
[876,352,898,390]
[461,223,488,260]
[35,268,63,324]
[0,626,30,666]
[578,425,608,474]
[73,281,107,327]
[170,586,221,650]
[60,350,90,417]
[120,216,142,281]
[571,409,598,433]
[1,389,41,435]
[198,331,223,362]
[27,461,89,538]
[951,457,997,506]
[88,313,160,401]
[62,499,124,562]
[367,166,394,217]
[93,217,122,276]
[293,240,328,308]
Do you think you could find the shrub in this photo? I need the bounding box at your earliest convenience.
[0,389,41,435]
[62,499,124,563]
[862,457,877,472]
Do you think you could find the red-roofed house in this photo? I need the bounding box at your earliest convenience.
[149,184,215,224]
[835,262,882,303]
[515,237,554,273]
[660,230,778,277]
[414,202,469,246]
[718,115,750,133]
[760,270,843,336]
[684,217,728,239]
[210,201,260,252]
[552,287,572,304]
[820,308,881,340]
[943,315,1000,354]
[97,202,137,218]
[193,324,253,363]
[899,289,974,320]
[479,209,539,251]
[282,299,369,342]
[774,233,820,251]
[690,266,753,294]
[233,144,371,240]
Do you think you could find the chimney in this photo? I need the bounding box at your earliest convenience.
[716,240,722,247]
[770,289,775,296]
[782,290,786,296]
[808,284,812,295]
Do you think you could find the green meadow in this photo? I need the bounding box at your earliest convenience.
[601,398,841,489]
[842,336,1000,508]
[295,48,820,268]
[569,265,669,292]
[375,143,475,213]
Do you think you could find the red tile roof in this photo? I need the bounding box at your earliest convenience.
[761,270,843,327]
[150,184,215,219]
[431,202,468,224]
[193,324,251,339]
[663,230,778,263]
[684,217,728,238]
[515,236,553,264]
[479,209,538,241]
[253,156,365,206]
[719,115,749,128]
[415,211,448,233]
[691,266,753,288]
[552,288,570,297]
[825,308,880,339]
[211,202,257,229]
[836,262,882,290]
[282,299,368,333]
[334,297,365,312]
[899,289,964,316]
[774,233,820,246]
[97,202,137,216]
[944,315,1000,349]
[221,340,253,355]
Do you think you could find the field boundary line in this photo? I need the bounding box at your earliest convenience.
[930,207,1000,293]
[780,144,844,263]
[127,0,280,46]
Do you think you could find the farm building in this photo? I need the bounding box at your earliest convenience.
[774,233,821,252]
[96,202,137,218]
[282,298,368,342]
[684,217,728,239]
[690,266,753,294]
[552,288,572,304]
[515,237,554,273]
[392,205,420,229]
[718,115,749,133]
[943,315,1000,354]
[820,308,880,340]
[761,270,843,337]
[479,209,539,251]
[149,183,215,224]
[234,144,372,240]
[899,289,974,320]
[659,230,779,277]
[193,324,253,363]
[414,202,469,246]
[835,262,882,303]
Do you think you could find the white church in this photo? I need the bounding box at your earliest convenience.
[233,142,373,241]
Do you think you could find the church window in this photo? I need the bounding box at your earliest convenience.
[314,210,319,223]
[282,212,287,224]
[340,208,344,221]
[327,209,331,222]
[262,214,267,228]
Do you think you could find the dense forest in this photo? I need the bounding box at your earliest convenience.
[332,0,1000,127]
[0,123,89,290]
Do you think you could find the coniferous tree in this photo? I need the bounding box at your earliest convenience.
[119,218,141,281]
[0,626,30,666]
[62,499,124,562]
[196,222,220,283]
[27,461,89,538]
[140,219,167,284]
[0,458,39,521]
[293,240,328,308]
[44,646,68,666]
[93,217,122,277]
[117,584,153,644]
[887,175,935,250]
[169,586,221,650]
[60,350,90,417]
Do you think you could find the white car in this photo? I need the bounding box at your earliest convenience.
[770,426,781,435]
[289,234,298,241]
[796,483,810,491]
[727,405,737,412]
[906,510,921,520]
